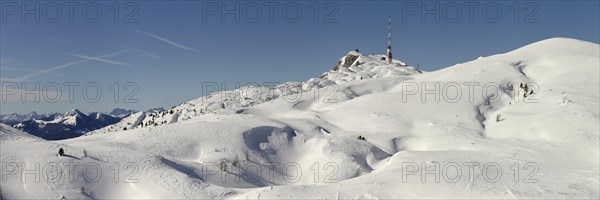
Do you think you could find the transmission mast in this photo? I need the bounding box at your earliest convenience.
[386,16,393,64]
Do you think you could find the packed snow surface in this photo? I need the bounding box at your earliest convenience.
[1,38,599,199]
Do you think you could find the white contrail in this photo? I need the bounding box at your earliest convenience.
[0,77,25,82]
[0,67,63,76]
[16,49,132,81]
[131,48,161,59]
[62,53,130,66]
[135,30,201,53]
[16,60,87,81]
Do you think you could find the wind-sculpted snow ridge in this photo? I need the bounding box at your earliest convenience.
[1,38,598,199]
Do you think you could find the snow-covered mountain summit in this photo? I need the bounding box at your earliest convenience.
[319,50,419,84]
[63,109,86,117]
[88,51,420,135]
[1,38,598,199]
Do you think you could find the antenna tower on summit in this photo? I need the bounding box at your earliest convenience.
[386,16,393,64]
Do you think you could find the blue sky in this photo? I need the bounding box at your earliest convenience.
[1,0,599,114]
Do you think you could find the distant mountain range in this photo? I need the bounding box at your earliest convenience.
[0,112,61,126]
[0,108,138,140]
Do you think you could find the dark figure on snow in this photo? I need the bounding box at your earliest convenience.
[58,148,65,157]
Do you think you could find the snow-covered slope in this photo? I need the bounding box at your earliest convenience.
[1,38,598,199]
